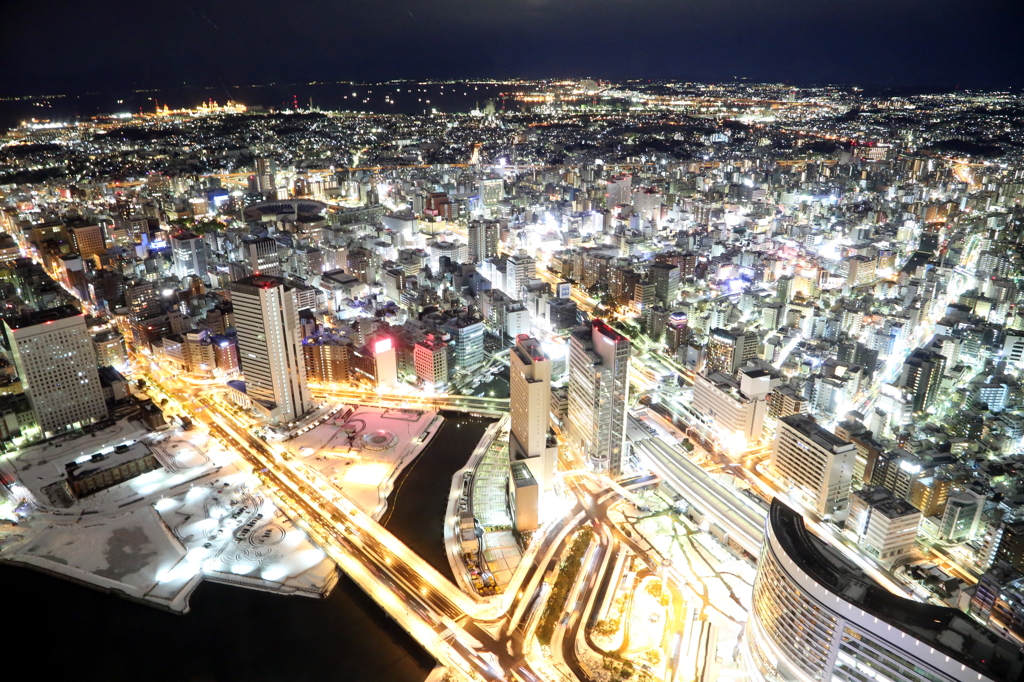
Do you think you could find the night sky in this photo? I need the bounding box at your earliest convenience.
[2,0,1022,95]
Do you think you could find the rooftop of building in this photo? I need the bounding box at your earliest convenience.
[780,413,853,452]
[770,499,1024,682]
[3,304,83,330]
[230,274,289,290]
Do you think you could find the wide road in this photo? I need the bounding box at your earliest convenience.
[630,421,766,557]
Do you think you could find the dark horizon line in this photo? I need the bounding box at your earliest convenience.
[2,77,1021,101]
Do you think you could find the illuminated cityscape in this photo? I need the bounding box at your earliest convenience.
[1,76,1024,682]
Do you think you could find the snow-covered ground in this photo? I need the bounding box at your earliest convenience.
[282,405,442,519]
[0,421,337,612]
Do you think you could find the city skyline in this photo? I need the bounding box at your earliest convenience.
[2,72,1024,682]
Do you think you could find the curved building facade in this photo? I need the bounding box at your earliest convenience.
[744,499,1024,682]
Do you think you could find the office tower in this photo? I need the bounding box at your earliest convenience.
[770,414,855,518]
[467,219,499,263]
[170,231,207,282]
[510,335,553,490]
[847,486,922,564]
[479,178,504,207]
[413,334,448,389]
[243,237,281,276]
[3,306,107,437]
[898,347,946,413]
[704,328,758,377]
[568,319,630,476]
[70,223,106,259]
[649,262,680,307]
[227,275,313,425]
[744,499,1020,682]
[506,252,536,299]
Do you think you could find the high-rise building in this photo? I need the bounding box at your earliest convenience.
[649,262,680,307]
[568,319,630,476]
[770,414,855,518]
[243,237,281,276]
[444,313,485,372]
[744,499,1021,682]
[413,334,448,389]
[705,327,758,377]
[510,335,553,490]
[170,231,207,283]
[479,178,505,207]
[666,311,689,353]
[3,306,107,437]
[302,333,352,384]
[605,174,632,208]
[506,252,536,299]
[898,347,946,413]
[227,275,313,425]
[70,223,106,260]
[467,219,499,263]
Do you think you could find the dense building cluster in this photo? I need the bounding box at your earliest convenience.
[3,80,1024,676]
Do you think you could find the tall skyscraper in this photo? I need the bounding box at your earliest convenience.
[228,275,313,425]
[770,414,855,518]
[3,306,107,437]
[170,231,207,282]
[243,237,281,276]
[744,499,1019,682]
[568,319,630,476]
[510,335,553,490]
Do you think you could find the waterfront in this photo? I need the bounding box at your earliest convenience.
[382,411,497,582]
[0,81,525,131]
[0,563,433,682]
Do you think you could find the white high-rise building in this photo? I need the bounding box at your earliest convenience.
[510,335,553,490]
[506,251,536,299]
[568,319,630,476]
[228,275,313,425]
[770,414,856,519]
[4,306,107,437]
[171,231,207,282]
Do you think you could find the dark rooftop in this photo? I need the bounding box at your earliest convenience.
[770,499,1024,682]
